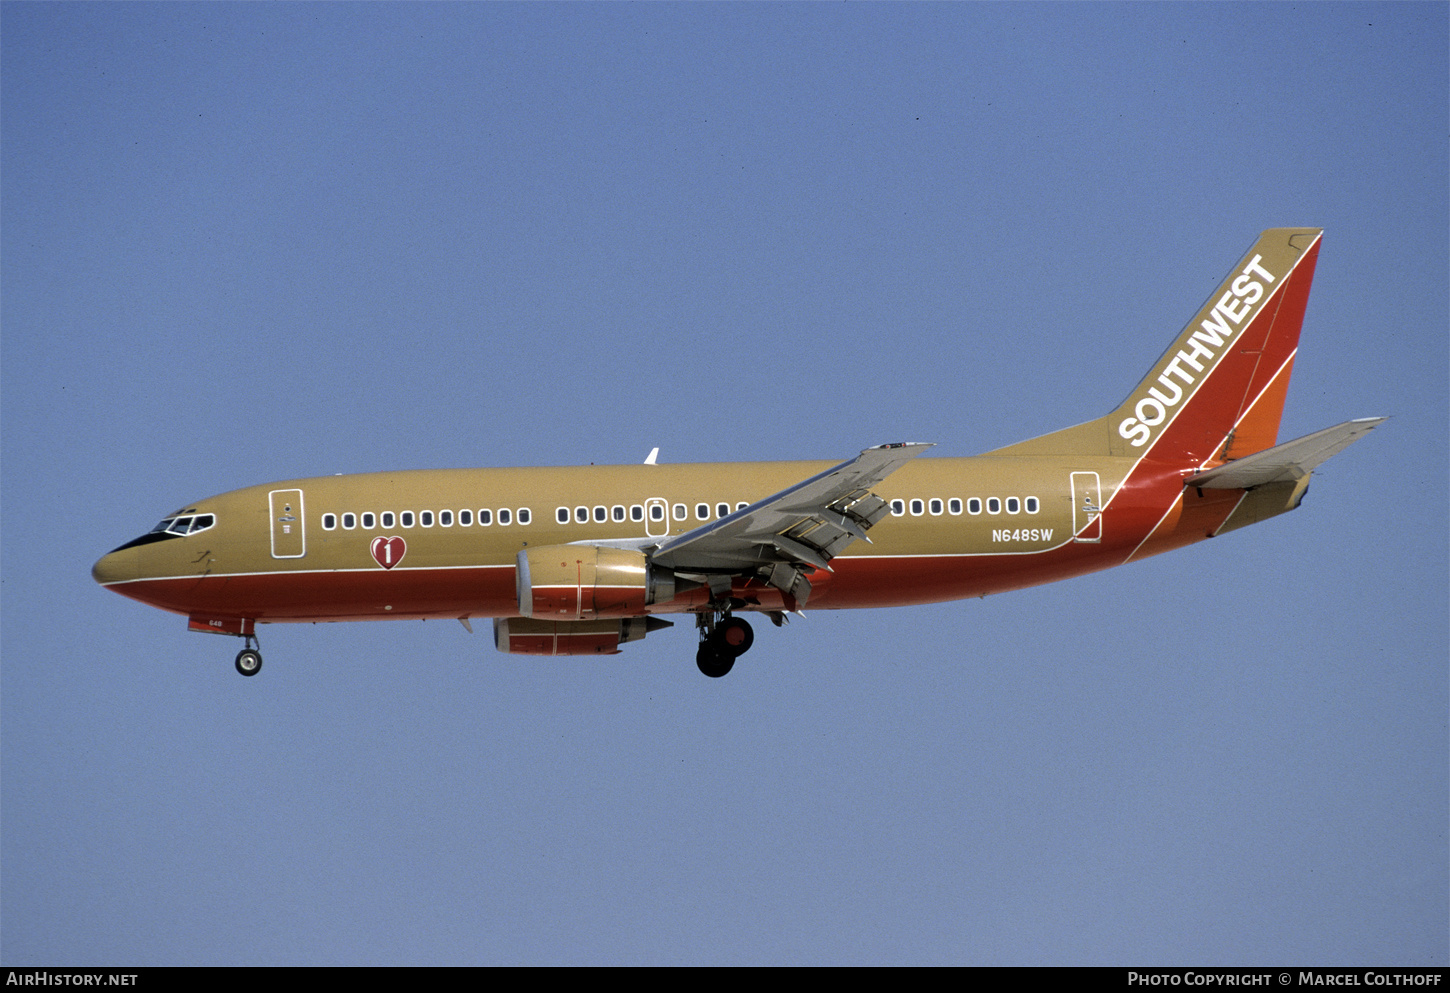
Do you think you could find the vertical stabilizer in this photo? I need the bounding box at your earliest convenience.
[1108,227,1322,466]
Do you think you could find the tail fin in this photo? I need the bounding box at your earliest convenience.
[1109,227,1323,465]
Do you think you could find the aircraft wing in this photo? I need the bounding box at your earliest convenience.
[1187,418,1386,490]
[648,442,933,607]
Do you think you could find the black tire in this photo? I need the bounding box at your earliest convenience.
[716,616,754,657]
[696,643,735,678]
[235,648,263,677]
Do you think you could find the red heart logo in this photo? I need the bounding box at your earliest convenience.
[370,536,406,569]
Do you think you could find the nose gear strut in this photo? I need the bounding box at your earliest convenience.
[234,631,262,677]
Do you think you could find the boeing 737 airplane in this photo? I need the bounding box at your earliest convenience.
[94,228,1382,677]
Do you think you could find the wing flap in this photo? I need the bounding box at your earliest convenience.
[1187,418,1385,489]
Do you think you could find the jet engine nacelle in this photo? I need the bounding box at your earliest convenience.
[516,544,679,620]
[493,616,673,656]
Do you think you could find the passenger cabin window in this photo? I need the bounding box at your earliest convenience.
[361,512,375,529]
[649,504,664,522]
[672,504,686,521]
[929,499,943,516]
[987,498,1001,515]
[460,510,473,526]
[478,509,492,526]
[323,513,337,530]
[612,505,625,522]
[556,507,570,524]
[401,512,415,528]
[439,510,453,527]
[575,507,588,524]
[420,511,434,527]
[381,512,395,528]
[717,503,731,519]
[342,513,357,530]
[968,498,982,515]
[696,503,709,520]
[1006,498,1020,514]
[890,499,905,516]
[910,499,924,516]
[948,498,963,515]
[1025,497,1039,514]
[498,509,512,525]
[518,508,531,525]
[593,506,607,523]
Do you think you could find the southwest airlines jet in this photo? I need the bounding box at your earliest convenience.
[93,229,1382,678]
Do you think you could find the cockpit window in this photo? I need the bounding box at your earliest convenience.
[110,513,217,553]
[149,514,216,537]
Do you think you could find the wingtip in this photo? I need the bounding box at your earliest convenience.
[867,441,935,452]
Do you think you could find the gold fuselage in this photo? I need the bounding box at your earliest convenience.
[93,447,1273,629]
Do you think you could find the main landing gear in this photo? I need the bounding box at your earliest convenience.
[234,633,263,677]
[695,612,754,678]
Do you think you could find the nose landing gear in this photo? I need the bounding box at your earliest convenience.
[234,633,262,677]
[695,613,754,678]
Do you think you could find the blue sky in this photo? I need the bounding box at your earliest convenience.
[3,2,1445,965]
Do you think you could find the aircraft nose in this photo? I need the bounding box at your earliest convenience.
[92,547,140,586]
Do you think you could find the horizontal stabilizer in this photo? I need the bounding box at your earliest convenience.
[1187,418,1385,489]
